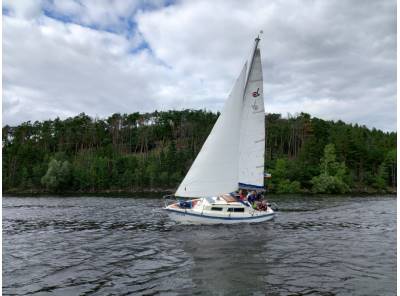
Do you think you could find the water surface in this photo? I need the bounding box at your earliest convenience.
[3,195,396,295]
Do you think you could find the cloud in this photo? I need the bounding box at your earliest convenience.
[46,0,139,31]
[2,0,397,131]
[3,0,42,19]
[137,0,397,130]
[2,15,171,124]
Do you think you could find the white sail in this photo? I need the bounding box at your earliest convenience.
[175,63,248,197]
[238,45,265,190]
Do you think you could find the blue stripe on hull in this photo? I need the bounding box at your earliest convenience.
[164,208,274,221]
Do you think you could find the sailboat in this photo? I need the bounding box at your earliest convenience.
[164,35,274,224]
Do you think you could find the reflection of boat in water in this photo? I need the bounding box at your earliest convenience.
[164,34,274,224]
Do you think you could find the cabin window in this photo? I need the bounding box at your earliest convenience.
[227,208,245,213]
[211,207,223,211]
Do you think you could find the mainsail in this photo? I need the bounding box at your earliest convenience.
[238,41,265,190]
[175,36,265,197]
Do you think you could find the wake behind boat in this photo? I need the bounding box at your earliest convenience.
[164,34,274,224]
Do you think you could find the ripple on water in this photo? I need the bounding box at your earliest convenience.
[2,196,396,296]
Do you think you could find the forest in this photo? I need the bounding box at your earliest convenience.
[2,110,397,195]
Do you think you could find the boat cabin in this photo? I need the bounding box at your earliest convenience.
[191,194,251,214]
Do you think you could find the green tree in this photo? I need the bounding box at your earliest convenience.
[276,179,301,194]
[159,171,169,187]
[41,159,72,191]
[373,163,388,190]
[146,162,159,188]
[311,144,350,194]
[121,169,134,190]
[20,167,30,189]
[385,149,397,188]
[2,110,396,194]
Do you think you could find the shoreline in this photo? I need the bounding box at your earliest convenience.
[2,189,174,198]
[3,189,396,198]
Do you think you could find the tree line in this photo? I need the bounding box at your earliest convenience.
[2,110,396,194]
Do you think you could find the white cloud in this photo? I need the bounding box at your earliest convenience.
[2,0,397,131]
[49,0,139,29]
[2,15,175,124]
[43,0,171,33]
[3,0,43,19]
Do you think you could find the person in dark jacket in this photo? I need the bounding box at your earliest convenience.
[247,190,257,204]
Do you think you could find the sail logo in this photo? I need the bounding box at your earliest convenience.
[252,88,260,97]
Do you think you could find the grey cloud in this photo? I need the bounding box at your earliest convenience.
[2,0,397,131]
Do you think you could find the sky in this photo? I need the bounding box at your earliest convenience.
[2,0,397,131]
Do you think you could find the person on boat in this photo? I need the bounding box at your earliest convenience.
[247,190,257,204]
[238,189,246,201]
[256,200,268,211]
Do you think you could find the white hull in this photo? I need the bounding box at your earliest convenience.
[164,196,275,224]
[165,208,275,224]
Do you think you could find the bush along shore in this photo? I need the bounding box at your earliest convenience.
[3,110,396,195]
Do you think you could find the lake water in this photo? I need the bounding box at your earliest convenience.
[3,195,396,295]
